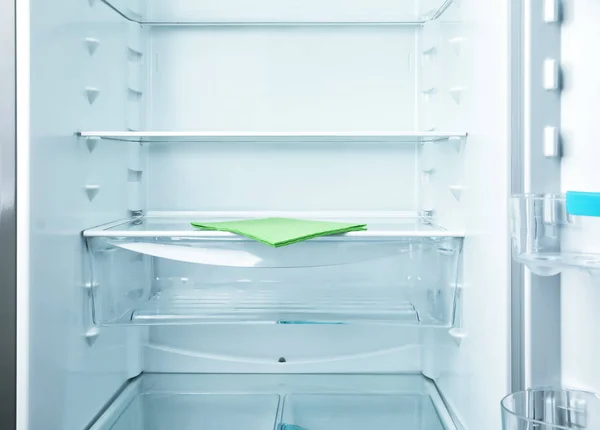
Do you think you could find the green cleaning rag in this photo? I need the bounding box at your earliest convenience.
[190,218,367,247]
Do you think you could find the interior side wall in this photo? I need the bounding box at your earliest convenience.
[28,1,138,428]
[421,0,510,428]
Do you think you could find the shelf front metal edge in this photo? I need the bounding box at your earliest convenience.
[82,217,141,237]
[77,131,468,144]
[83,229,466,239]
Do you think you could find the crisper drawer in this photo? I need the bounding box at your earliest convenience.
[83,215,463,327]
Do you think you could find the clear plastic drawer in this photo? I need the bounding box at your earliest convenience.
[84,215,463,326]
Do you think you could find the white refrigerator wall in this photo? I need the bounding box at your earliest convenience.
[148,0,420,22]
[146,26,420,212]
[143,9,511,430]
[143,22,425,373]
[560,0,600,394]
[21,0,513,428]
[422,0,510,428]
[25,0,141,428]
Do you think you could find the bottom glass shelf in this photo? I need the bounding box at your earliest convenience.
[281,394,444,430]
[90,374,457,430]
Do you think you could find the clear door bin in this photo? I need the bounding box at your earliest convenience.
[281,394,445,430]
[511,193,600,275]
[502,389,600,429]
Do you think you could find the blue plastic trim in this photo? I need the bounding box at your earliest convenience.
[566,191,600,217]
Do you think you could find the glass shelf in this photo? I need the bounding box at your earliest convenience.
[100,0,454,25]
[84,213,463,326]
[104,393,281,430]
[77,131,468,145]
[282,394,445,430]
[84,214,464,268]
[85,213,464,238]
[511,194,600,276]
[89,374,457,430]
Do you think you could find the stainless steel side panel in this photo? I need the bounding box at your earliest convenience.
[0,0,17,427]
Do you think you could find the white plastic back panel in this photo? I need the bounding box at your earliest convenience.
[147,143,417,211]
[149,0,420,22]
[144,24,423,372]
[560,0,600,394]
[145,325,421,373]
[149,27,417,132]
[147,27,419,211]
[26,1,138,429]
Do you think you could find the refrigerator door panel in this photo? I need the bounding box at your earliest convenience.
[520,0,563,391]
[560,0,600,396]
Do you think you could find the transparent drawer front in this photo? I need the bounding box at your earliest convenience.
[281,394,445,430]
[502,389,600,430]
[511,193,600,275]
[86,237,461,326]
[109,393,281,430]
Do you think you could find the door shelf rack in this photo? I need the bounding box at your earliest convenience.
[511,193,600,276]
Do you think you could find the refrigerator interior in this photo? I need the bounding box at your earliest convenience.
[20,0,510,428]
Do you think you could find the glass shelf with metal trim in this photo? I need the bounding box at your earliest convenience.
[83,213,463,326]
[77,131,468,145]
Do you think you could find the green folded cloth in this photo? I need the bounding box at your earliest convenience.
[190,218,367,247]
